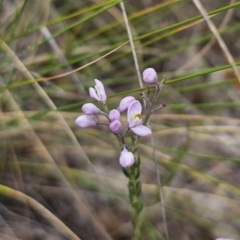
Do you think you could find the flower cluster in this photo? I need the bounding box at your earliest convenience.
[75,68,162,168]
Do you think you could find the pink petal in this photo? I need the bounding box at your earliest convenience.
[95,79,106,103]
[127,100,142,124]
[117,96,135,113]
[215,239,234,240]
[131,125,152,136]
[109,120,122,134]
[82,103,100,115]
[129,118,142,128]
[109,109,120,121]
[119,148,135,167]
[75,115,97,128]
[143,68,158,84]
[89,87,100,101]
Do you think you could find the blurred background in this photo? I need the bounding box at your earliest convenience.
[0,0,240,239]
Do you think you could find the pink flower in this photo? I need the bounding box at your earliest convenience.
[89,79,107,104]
[109,120,121,134]
[215,239,234,240]
[75,115,97,128]
[82,103,100,115]
[117,96,135,113]
[143,68,158,84]
[109,109,120,121]
[127,100,151,136]
[119,147,134,167]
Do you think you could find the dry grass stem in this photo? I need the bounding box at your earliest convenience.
[192,0,240,82]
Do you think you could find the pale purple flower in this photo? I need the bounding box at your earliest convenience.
[75,115,97,128]
[89,79,107,104]
[143,68,158,84]
[109,109,120,122]
[117,96,135,113]
[109,120,121,134]
[119,147,134,167]
[127,100,152,136]
[215,238,234,240]
[82,103,100,115]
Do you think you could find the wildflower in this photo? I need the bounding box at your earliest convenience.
[143,68,158,84]
[82,103,100,115]
[109,109,120,121]
[117,96,135,113]
[109,120,122,134]
[215,238,234,240]
[89,79,107,104]
[119,147,135,167]
[127,100,151,136]
[75,115,97,128]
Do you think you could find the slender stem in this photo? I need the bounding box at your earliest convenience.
[128,162,143,240]
[120,1,143,88]
[151,134,169,240]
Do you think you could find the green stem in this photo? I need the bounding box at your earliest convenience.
[128,156,143,240]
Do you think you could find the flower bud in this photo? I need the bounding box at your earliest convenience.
[119,147,135,168]
[109,109,120,121]
[75,115,97,128]
[109,120,121,134]
[82,103,100,115]
[117,96,135,113]
[143,68,158,84]
[89,79,107,104]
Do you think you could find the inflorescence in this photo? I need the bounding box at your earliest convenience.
[75,68,165,168]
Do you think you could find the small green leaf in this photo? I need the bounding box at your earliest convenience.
[135,181,142,197]
[136,154,141,167]
[134,167,140,179]
[122,168,129,178]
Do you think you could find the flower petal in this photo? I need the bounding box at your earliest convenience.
[117,96,135,113]
[109,109,120,121]
[75,115,97,128]
[109,120,122,134]
[89,87,100,101]
[131,125,152,136]
[82,103,100,115]
[127,100,142,125]
[119,148,135,167]
[215,239,234,240]
[95,79,107,103]
[143,68,158,84]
